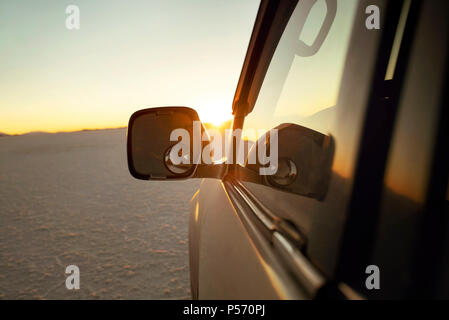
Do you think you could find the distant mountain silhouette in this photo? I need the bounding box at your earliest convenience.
[0,127,127,137]
[21,131,51,136]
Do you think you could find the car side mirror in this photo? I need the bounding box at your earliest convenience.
[127,107,334,201]
[128,107,202,180]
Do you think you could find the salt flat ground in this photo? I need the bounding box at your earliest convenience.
[0,129,200,299]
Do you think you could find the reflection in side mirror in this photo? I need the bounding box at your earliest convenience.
[237,123,335,201]
[268,158,297,187]
[164,145,194,175]
[127,107,201,180]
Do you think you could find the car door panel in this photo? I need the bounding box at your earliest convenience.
[193,178,306,299]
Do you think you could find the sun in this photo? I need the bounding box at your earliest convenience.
[197,105,233,127]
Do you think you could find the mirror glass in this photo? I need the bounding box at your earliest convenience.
[129,107,199,179]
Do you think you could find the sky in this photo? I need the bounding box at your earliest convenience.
[0,0,259,134]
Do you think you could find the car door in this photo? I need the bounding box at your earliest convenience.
[191,0,421,299]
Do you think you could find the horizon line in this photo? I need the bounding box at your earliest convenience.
[0,126,128,137]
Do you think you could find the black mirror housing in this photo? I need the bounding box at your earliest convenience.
[127,107,201,180]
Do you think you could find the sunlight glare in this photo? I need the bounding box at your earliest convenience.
[197,103,233,127]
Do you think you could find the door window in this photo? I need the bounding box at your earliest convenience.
[242,0,358,138]
[238,0,385,276]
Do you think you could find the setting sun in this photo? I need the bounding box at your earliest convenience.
[197,103,233,127]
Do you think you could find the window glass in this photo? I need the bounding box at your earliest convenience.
[243,0,358,139]
[238,0,381,277]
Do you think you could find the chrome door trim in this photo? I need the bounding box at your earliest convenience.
[272,232,325,297]
[223,180,308,299]
[224,176,328,298]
